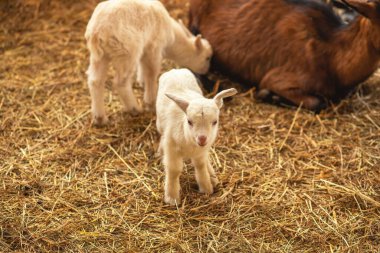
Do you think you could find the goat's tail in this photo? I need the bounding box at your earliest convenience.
[85,33,104,62]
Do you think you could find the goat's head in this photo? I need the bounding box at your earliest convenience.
[166,88,237,147]
[176,19,213,74]
[342,0,380,21]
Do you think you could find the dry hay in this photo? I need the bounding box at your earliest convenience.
[1,0,380,252]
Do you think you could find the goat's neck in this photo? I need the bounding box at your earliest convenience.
[165,22,193,61]
[332,17,380,88]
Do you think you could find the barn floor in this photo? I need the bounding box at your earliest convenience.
[1,0,379,252]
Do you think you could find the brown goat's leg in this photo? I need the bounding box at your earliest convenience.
[259,70,324,111]
[256,89,283,104]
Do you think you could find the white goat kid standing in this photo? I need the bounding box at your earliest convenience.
[156,69,237,205]
[85,0,212,125]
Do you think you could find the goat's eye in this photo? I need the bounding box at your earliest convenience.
[212,120,218,126]
[206,57,211,61]
[188,120,193,126]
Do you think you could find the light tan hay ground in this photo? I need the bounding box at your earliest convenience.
[0,0,379,252]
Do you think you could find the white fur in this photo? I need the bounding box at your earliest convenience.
[85,0,213,125]
[156,69,237,205]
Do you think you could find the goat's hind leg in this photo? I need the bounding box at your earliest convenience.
[87,56,109,126]
[113,57,142,115]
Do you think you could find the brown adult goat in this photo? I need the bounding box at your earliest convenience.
[189,0,380,110]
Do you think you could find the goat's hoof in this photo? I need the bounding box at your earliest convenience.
[124,106,142,116]
[93,115,108,126]
[143,103,156,113]
[304,97,327,112]
[272,95,281,103]
[256,89,271,100]
[130,107,142,116]
[164,195,181,206]
[199,184,213,195]
[210,176,219,187]
[137,81,144,88]
[155,150,162,158]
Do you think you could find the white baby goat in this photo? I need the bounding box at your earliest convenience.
[85,0,212,125]
[156,69,237,205]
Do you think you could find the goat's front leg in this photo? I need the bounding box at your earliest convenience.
[192,154,213,194]
[258,68,326,111]
[140,49,162,111]
[155,136,164,158]
[207,159,219,187]
[163,150,183,205]
[136,64,144,88]
[87,56,109,125]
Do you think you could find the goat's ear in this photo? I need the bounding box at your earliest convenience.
[166,93,189,112]
[195,35,203,50]
[178,19,192,37]
[213,88,238,108]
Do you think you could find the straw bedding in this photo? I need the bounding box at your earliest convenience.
[0,0,379,252]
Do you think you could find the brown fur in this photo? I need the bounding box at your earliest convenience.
[189,0,380,110]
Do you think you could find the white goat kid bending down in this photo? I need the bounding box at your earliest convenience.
[156,69,237,205]
[85,0,212,125]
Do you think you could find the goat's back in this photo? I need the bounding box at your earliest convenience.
[156,69,203,134]
[158,69,203,101]
[85,0,173,57]
[189,0,344,88]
